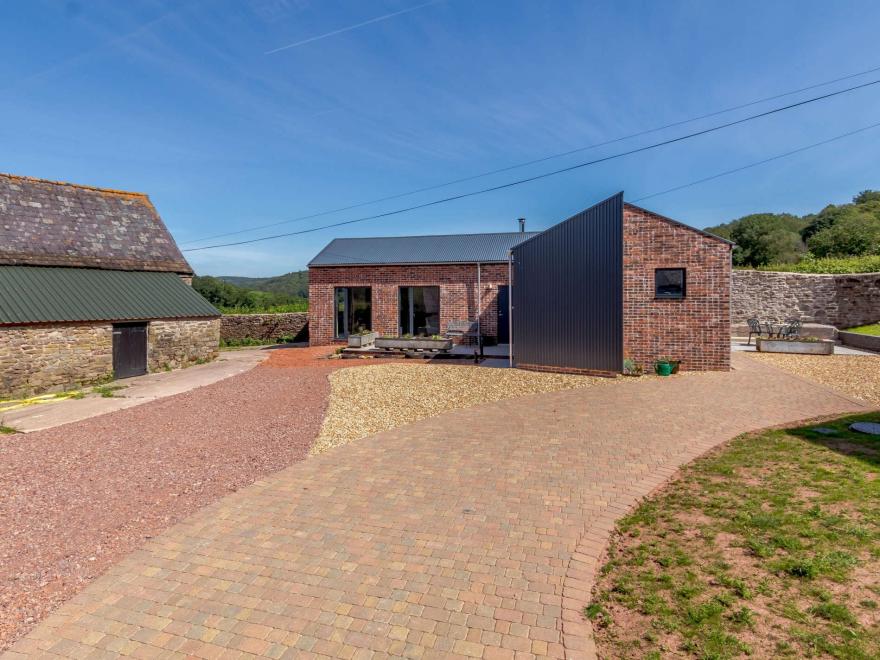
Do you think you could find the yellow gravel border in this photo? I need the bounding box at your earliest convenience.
[749,353,880,406]
[312,363,631,454]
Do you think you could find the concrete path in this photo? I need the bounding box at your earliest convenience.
[731,339,877,356]
[5,354,872,659]
[3,348,271,433]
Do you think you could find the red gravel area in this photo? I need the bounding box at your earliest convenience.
[0,346,369,650]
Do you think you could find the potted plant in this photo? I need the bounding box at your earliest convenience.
[622,358,643,377]
[347,328,377,348]
[654,356,677,376]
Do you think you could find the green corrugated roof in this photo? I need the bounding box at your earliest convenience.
[0,266,219,325]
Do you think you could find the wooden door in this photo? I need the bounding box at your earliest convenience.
[112,323,147,379]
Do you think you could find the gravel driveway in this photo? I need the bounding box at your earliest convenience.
[0,347,348,650]
[314,363,625,454]
[6,353,870,659]
[749,353,880,406]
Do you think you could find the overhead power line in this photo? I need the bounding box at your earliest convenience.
[183,63,880,245]
[183,77,880,252]
[632,119,880,203]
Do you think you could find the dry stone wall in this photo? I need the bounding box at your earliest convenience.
[0,323,113,397]
[149,318,220,371]
[732,270,880,328]
[220,313,308,343]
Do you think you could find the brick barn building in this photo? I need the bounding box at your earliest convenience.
[308,193,732,373]
[0,174,220,397]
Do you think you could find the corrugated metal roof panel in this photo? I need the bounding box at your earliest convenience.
[0,266,220,325]
[308,232,540,266]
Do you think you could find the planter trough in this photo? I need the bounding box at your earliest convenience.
[756,338,834,355]
[347,332,378,348]
[375,337,453,351]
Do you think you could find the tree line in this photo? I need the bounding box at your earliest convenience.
[192,275,307,313]
[706,190,880,267]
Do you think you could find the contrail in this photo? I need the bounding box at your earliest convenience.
[265,0,443,54]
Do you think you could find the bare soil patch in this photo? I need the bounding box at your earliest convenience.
[588,413,880,659]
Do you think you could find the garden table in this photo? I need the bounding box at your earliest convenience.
[763,320,783,338]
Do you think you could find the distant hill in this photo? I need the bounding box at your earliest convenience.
[219,270,309,298]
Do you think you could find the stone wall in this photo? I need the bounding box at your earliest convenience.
[0,318,220,398]
[0,323,113,397]
[148,318,220,371]
[732,270,880,328]
[838,331,880,353]
[220,313,308,343]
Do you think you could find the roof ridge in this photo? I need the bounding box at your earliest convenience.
[0,172,149,198]
[331,230,540,241]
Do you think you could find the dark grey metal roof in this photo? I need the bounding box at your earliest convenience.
[309,232,539,266]
[0,266,219,325]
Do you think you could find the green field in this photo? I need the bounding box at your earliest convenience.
[588,413,880,659]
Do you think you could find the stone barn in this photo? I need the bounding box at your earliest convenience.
[0,174,220,397]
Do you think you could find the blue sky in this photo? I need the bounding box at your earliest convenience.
[3,1,880,276]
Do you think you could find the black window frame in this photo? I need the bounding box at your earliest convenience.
[334,286,372,339]
[398,286,441,336]
[654,268,686,300]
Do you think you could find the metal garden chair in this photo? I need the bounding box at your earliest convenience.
[779,318,802,339]
[746,318,766,345]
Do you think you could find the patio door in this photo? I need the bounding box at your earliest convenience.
[335,287,371,338]
[399,286,440,336]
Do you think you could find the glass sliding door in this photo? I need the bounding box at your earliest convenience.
[399,286,440,336]
[334,287,371,338]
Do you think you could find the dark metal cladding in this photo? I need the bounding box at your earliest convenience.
[510,192,623,373]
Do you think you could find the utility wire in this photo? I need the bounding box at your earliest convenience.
[183,64,880,245]
[184,78,880,252]
[632,119,880,203]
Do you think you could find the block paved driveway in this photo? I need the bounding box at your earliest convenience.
[6,354,871,660]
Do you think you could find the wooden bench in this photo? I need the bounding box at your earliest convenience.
[445,320,479,340]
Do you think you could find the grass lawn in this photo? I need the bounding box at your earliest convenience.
[846,323,880,337]
[587,412,880,659]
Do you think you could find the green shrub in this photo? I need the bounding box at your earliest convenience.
[750,254,880,274]
[217,301,308,314]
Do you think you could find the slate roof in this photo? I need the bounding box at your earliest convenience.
[309,232,539,266]
[0,173,193,274]
[0,266,219,325]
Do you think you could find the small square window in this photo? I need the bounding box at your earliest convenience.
[655,268,686,299]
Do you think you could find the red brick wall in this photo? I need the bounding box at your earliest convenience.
[623,205,731,371]
[308,264,509,346]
